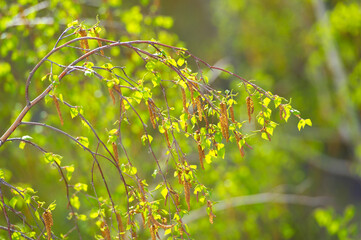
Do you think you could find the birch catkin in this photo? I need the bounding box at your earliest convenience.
[147,99,156,128]
[109,88,115,104]
[219,102,229,141]
[230,104,235,123]
[181,87,189,114]
[42,210,53,240]
[93,27,104,56]
[52,95,63,125]
[196,96,202,121]
[112,142,119,165]
[116,212,125,239]
[246,96,254,123]
[197,143,205,169]
[184,180,191,211]
[101,221,111,240]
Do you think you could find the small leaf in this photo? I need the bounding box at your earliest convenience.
[141,134,153,145]
[84,70,94,77]
[145,61,156,71]
[67,20,79,28]
[65,165,75,181]
[48,201,57,211]
[161,187,168,199]
[152,169,158,178]
[70,196,80,209]
[70,108,79,118]
[177,58,185,67]
[305,119,312,127]
[9,197,17,208]
[164,229,172,236]
[101,63,114,69]
[41,75,49,81]
[19,141,25,149]
[262,98,271,107]
[298,119,305,131]
[274,96,282,108]
[261,132,269,140]
[74,183,88,192]
[129,167,137,175]
[76,136,89,148]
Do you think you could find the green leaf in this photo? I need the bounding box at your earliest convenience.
[70,196,80,209]
[106,80,115,88]
[84,70,94,77]
[74,183,88,192]
[48,201,57,211]
[166,58,177,67]
[145,61,156,71]
[262,97,271,107]
[9,197,18,208]
[65,165,74,181]
[44,153,62,165]
[70,108,79,118]
[161,187,168,199]
[129,167,137,175]
[177,58,185,67]
[67,20,79,28]
[291,109,301,116]
[298,119,305,131]
[141,134,153,145]
[76,136,89,148]
[133,91,143,104]
[41,74,49,81]
[305,119,312,126]
[19,141,25,149]
[261,132,269,140]
[152,169,158,178]
[164,229,172,236]
[152,73,161,87]
[274,96,282,108]
[89,210,99,218]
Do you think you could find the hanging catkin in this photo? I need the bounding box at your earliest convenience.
[42,210,53,240]
[246,96,254,123]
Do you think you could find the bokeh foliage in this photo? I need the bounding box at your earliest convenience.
[0,0,360,239]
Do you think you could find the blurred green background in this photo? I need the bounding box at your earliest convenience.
[0,0,360,239]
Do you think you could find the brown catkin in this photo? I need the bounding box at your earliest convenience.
[164,129,171,148]
[178,172,183,185]
[109,88,115,104]
[197,143,205,170]
[207,200,216,224]
[79,29,89,51]
[219,102,229,141]
[279,104,285,120]
[101,221,111,240]
[174,192,180,206]
[112,143,119,165]
[246,96,254,123]
[184,180,191,211]
[181,87,189,114]
[52,95,63,125]
[189,82,194,104]
[93,28,104,56]
[234,132,245,157]
[150,224,156,240]
[196,96,202,121]
[149,215,175,229]
[230,105,235,123]
[147,99,156,128]
[42,211,53,240]
[117,86,125,118]
[116,213,125,239]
